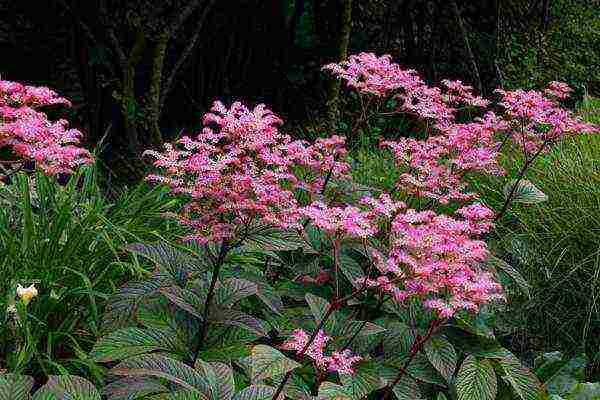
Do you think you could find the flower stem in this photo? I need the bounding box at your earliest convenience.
[383,318,445,399]
[191,241,229,366]
[495,142,546,222]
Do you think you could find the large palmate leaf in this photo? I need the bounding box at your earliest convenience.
[338,251,365,289]
[338,363,380,399]
[317,363,379,400]
[102,377,168,400]
[102,274,171,332]
[495,354,542,400]
[486,255,531,298]
[126,242,209,280]
[210,309,268,336]
[198,344,251,363]
[425,336,457,382]
[32,375,101,400]
[233,385,281,400]
[405,353,446,386]
[160,286,205,320]
[503,179,548,204]
[110,354,211,397]
[306,293,329,324]
[0,374,34,400]
[456,356,497,400]
[242,225,304,252]
[215,278,258,307]
[91,327,186,362]
[248,345,300,383]
[382,322,417,358]
[317,382,351,400]
[391,375,424,400]
[194,361,235,400]
[305,293,339,333]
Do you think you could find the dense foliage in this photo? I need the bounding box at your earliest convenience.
[2,49,599,399]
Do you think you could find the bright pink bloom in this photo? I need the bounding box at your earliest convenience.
[0,80,92,175]
[325,350,362,375]
[146,101,353,243]
[281,329,361,374]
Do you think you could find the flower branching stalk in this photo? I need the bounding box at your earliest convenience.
[143,53,598,399]
[190,241,230,366]
[382,318,446,399]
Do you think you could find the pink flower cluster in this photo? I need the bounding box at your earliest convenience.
[326,53,598,205]
[281,329,362,375]
[496,85,598,155]
[360,203,503,317]
[323,53,488,127]
[382,112,504,204]
[145,101,352,243]
[300,194,406,239]
[0,80,92,175]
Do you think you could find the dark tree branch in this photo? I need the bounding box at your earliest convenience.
[451,0,483,95]
[160,0,216,110]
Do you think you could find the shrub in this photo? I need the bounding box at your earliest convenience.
[2,54,597,399]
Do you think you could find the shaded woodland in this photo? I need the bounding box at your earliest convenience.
[1,0,598,161]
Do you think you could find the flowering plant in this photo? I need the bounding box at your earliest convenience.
[77,54,597,400]
[0,80,92,177]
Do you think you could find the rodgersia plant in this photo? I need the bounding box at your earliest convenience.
[4,55,596,399]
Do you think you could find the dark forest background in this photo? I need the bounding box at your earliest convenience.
[1,0,598,175]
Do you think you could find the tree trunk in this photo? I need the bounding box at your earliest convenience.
[326,0,352,132]
[147,31,170,148]
[120,25,145,153]
[450,0,483,94]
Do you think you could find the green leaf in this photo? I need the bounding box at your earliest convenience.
[198,344,251,362]
[564,382,600,399]
[110,354,211,396]
[456,355,497,400]
[243,225,304,252]
[194,361,235,400]
[233,385,280,400]
[495,354,542,400]
[317,382,350,400]
[161,286,205,320]
[126,242,208,279]
[102,377,168,400]
[406,353,446,386]
[391,375,423,400]
[338,251,364,289]
[215,278,258,307]
[317,363,380,400]
[32,375,101,400]
[102,275,170,332]
[339,362,379,399]
[248,345,300,383]
[486,256,531,298]
[425,336,457,382]
[504,179,548,204]
[90,327,185,362]
[437,393,449,400]
[305,293,330,325]
[210,309,268,336]
[0,374,34,400]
